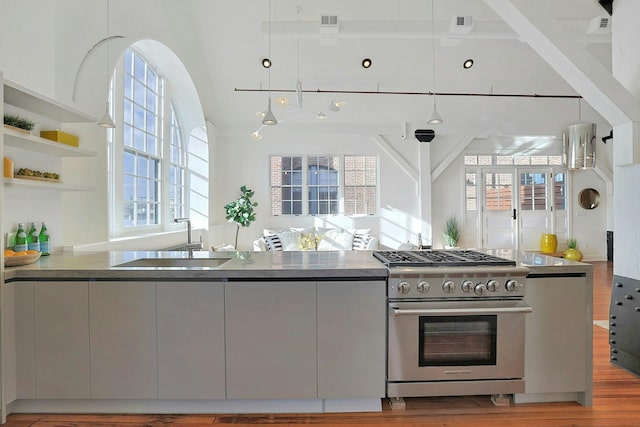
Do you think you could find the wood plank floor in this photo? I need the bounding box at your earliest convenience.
[7,261,640,427]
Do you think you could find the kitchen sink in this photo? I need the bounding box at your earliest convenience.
[115,258,231,268]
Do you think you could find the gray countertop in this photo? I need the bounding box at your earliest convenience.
[3,250,389,281]
[3,249,591,281]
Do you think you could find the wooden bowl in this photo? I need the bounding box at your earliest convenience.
[4,252,41,267]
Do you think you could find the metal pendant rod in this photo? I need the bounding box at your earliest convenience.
[235,87,582,99]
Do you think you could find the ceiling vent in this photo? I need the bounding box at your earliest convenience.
[450,16,473,34]
[415,129,435,143]
[587,16,611,34]
[320,15,339,34]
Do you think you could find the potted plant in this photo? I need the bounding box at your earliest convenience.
[443,215,460,249]
[3,113,35,133]
[563,238,583,261]
[224,185,258,249]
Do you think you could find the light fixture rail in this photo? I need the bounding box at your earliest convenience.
[235,87,582,99]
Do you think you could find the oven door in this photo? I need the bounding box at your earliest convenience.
[387,300,532,382]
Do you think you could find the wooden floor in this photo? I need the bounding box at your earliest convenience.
[7,261,640,427]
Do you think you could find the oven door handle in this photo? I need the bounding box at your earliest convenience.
[390,305,532,316]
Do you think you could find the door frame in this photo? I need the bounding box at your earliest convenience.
[474,166,569,251]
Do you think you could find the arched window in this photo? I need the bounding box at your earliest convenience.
[110,47,200,238]
[169,103,186,219]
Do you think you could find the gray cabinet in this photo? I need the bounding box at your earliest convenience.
[516,275,592,405]
[34,282,90,398]
[89,281,157,399]
[225,281,316,399]
[13,282,35,399]
[157,281,225,399]
[10,281,90,400]
[317,280,386,398]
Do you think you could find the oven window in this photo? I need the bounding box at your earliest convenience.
[418,315,497,366]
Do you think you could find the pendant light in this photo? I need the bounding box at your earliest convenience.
[427,0,443,125]
[97,0,115,128]
[261,0,277,126]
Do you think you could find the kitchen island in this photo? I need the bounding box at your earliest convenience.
[4,250,388,415]
[515,251,594,406]
[2,249,593,414]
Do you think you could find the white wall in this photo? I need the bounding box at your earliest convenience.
[0,1,614,256]
[214,128,427,251]
[612,0,640,280]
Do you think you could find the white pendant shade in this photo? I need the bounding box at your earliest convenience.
[97,102,116,128]
[427,98,443,125]
[262,98,278,125]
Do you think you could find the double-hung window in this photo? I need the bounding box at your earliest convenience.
[113,48,191,236]
[122,50,161,228]
[270,155,377,216]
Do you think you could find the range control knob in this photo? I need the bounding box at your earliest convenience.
[505,279,521,292]
[417,281,431,293]
[461,280,474,293]
[397,281,410,294]
[486,280,499,292]
[442,280,456,293]
[474,283,487,296]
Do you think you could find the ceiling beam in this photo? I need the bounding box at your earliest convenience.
[484,0,640,165]
[432,136,475,181]
[371,135,419,186]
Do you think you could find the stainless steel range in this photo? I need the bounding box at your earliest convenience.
[374,250,531,400]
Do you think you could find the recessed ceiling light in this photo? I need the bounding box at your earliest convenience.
[262,58,271,68]
[463,59,474,69]
[361,58,372,68]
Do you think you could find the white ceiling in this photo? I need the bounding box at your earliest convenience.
[185,0,612,137]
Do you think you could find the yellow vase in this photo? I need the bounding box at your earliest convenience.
[540,234,557,254]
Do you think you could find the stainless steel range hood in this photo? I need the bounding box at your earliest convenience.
[563,123,596,170]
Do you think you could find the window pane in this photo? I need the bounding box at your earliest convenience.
[124,151,135,174]
[344,155,377,215]
[485,172,512,211]
[464,155,477,165]
[554,173,566,210]
[307,156,339,215]
[271,156,303,216]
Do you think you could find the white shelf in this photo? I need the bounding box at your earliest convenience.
[3,127,97,158]
[3,177,93,192]
[3,79,96,123]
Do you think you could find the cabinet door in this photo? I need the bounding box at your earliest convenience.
[35,281,90,398]
[225,281,316,399]
[317,280,386,398]
[89,282,157,399]
[13,282,36,399]
[523,277,589,393]
[157,281,225,399]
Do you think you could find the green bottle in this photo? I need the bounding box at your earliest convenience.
[27,222,40,252]
[39,222,50,256]
[14,223,28,252]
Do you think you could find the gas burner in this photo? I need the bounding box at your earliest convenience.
[373,250,516,268]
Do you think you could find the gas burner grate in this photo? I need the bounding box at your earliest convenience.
[373,250,516,267]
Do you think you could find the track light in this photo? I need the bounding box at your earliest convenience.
[361,58,372,68]
[251,130,263,141]
[463,59,474,69]
[276,96,288,106]
[262,58,271,68]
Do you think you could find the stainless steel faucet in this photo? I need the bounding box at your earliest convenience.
[174,217,193,243]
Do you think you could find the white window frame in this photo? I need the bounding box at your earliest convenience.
[270,154,378,216]
[109,48,189,238]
